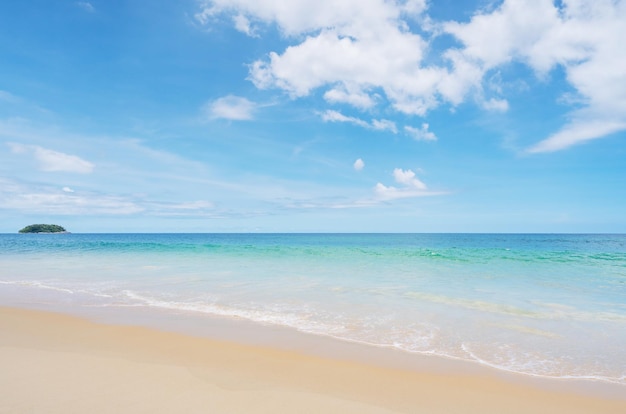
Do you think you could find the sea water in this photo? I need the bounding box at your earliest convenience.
[1,233,625,385]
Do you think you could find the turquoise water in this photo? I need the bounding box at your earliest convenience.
[1,233,625,384]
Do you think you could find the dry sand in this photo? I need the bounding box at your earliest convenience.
[1,306,624,414]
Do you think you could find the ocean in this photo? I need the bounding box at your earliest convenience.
[1,233,624,385]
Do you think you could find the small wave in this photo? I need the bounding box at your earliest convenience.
[113,291,625,386]
[0,280,75,294]
[0,280,118,299]
[120,290,349,336]
[460,343,626,385]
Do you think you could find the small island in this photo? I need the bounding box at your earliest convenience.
[18,224,69,234]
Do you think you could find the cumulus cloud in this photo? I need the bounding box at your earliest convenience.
[392,168,427,190]
[199,1,439,114]
[444,0,626,152]
[321,110,397,133]
[8,143,94,173]
[323,85,377,109]
[62,187,75,193]
[375,168,442,200]
[353,158,364,171]
[198,0,626,152]
[196,0,428,36]
[405,123,437,141]
[205,95,256,120]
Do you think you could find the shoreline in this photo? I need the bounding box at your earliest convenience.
[1,305,625,413]
[3,293,625,398]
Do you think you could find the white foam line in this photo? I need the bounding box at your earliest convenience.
[120,290,346,335]
[88,289,626,387]
[460,344,625,385]
[0,280,74,294]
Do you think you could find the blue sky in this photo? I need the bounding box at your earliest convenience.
[1,0,625,233]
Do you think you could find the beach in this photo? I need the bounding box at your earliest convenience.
[1,233,625,412]
[4,0,625,410]
[2,306,625,414]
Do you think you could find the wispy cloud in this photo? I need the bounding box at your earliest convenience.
[320,110,397,133]
[0,90,21,103]
[233,14,258,37]
[371,119,398,133]
[75,2,95,13]
[404,123,437,141]
[8,143,95,174]
[204,95,256,121]
[526,119,626,153]
[0,178,141,215]
[146,200,219,217]
[0,178,220,217]
[321,109,369,128]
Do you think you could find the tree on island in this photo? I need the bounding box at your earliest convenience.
[18,224,68,233]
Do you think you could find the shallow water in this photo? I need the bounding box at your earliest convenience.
[1,233,625,384]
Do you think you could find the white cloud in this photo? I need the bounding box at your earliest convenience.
[233,14,257,36]
[371,119,398,133]
[375,168,442,200]
[205,95,256,120]
[0,179,142,215]
[0,178,219,217]
[527,119,626,153]
[321,109,368,128]
[481,97,509,112]
[197,0,425,36]
[8,143,94,174]
[321,110,397,133]
[199,0,626,152]
[200,1,440,114]
[405,123,436,141]
[401,0,428,16]
[323,85,377,109]
[196,1,490,117]
[353,158,364,171]
[75,2,95,13]
[444,0,626,152]
[392,168,427,190]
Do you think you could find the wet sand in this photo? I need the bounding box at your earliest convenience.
[1,306,624,414]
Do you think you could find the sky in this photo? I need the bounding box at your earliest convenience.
[1,0,625,233]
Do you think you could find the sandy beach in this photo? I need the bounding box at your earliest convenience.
[1,306,624,414]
